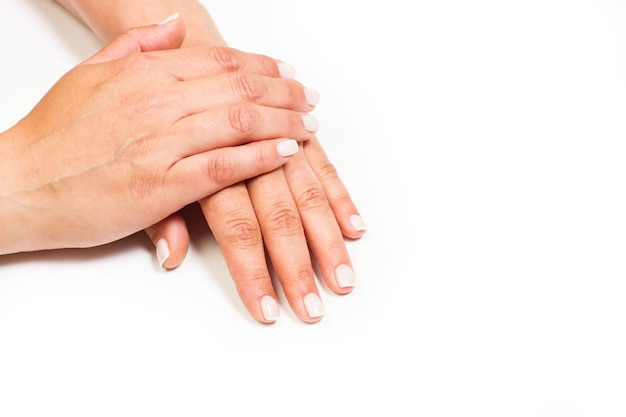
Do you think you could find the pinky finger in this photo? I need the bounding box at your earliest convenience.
[304,137,367,239]
[165,138,301,205]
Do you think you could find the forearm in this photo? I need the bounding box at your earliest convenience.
[54,0,226,46]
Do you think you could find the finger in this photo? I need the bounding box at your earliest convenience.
[82,14,186,66]
[165,47,292,80]
[144,212,190,269]
[168,103,318,158]
[304,137,367,239]
[199,184,279,324]
[247,169,325,323]
[164,138,300,207]
[153,46,294,81]
[282,144,356,294]
[174,72,317,114]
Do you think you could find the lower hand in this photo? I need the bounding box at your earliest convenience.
[143,41,366,323]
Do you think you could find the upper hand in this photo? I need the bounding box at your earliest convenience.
[0,19,315,254]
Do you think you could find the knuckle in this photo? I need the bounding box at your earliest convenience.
[334,192,355,209]
[287,81,304,106]
[250,145,271,170]
[117,29,141,51]
[325,240,347,256]
[220,214,263,249]
[263,204,303,236]
[236,271,270,294]
[205,152,237,185]
[209,47,241,72]
[294,184,329,213]
[231,72,264,103]
[313,159,339,184]
[256,55,278,76]
[288,266,314,286]
[228,103,259,136]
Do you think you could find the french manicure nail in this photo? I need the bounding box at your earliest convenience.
[349,214,367,232]
[158,12,180,25]
[303,293,325,318]
[335,264,357,288]
[156,238,170,267]
[278,62,296,79]
[276,139,299,157]
[261,295,279,321]
[302,114,319,132]
[304,88,320,106]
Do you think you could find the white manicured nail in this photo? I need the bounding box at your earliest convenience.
[278,62,296,79]
[276,139,299,157]
[335,264,356,288]
[303,293,325,318]
[156,238,170,267]
[349,214,367,232]
[261,296,279,321]
[304,88,320,106]
[302,114,319,132]
[158,12,180,25]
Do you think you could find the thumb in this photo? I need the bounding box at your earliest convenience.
[82,12,186,65]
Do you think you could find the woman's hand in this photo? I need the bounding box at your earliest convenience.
[0,18,316,255]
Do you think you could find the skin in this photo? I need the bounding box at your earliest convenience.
[0,19,315,255]
[53,0,367,323]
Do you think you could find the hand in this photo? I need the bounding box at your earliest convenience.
[0,18,315,255]
[198,137,368,323]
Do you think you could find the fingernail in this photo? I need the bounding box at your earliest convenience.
[349,214,367,232]
[303,293,325,318]
[158,12,180,25]
[304,88,320,106]
[276,139,299,157]
[278,62,296,79]
[302,114,319,132]
[156,238,170,267]
[335,264,357,288]
[261,295,279,321]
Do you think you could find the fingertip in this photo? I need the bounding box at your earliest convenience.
[277,62,296,79]
[338,213,368,240]
[276,139,299,157]
[146,213,190,270]
[160,238,188,270]
[303,293,325,322]
[349,214,367,232]
[156,238,171,267]
[304,88,320,106]
[259,295,280,323]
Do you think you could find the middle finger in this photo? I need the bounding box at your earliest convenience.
[173,72,316,115]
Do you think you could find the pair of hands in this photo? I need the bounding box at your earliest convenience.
[136,13,366,324]
[2,13,365,323]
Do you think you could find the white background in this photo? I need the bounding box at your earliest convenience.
[1,0,626,416]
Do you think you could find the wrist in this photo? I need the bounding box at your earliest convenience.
[62,0,227,47]
[178,6,227,48]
